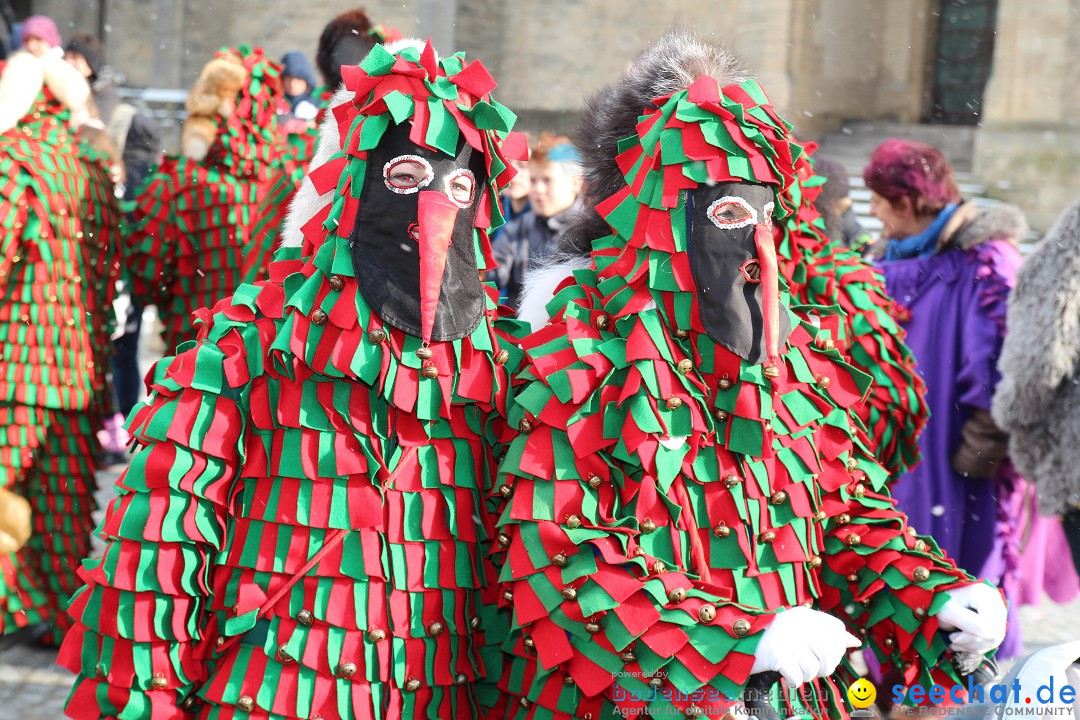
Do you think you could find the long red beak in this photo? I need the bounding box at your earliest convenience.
[754,222,781,377]
[416,190,460,345]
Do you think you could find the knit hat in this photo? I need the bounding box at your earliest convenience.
[22,15,61,48]
[65,34,105,80]
[280,50,316,88]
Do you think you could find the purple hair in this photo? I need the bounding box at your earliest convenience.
[863,138,960,216]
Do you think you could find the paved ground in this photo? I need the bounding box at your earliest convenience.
[2,452,1079,718]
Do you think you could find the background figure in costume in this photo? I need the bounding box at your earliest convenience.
[993,198,1080,576]
[124,46,303,352]
[60,40,529,719]
[867,138,1078,659]
[493,31,1006,720]
[0,38,121,645]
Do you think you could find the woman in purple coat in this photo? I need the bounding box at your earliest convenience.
[866,139,1052,658]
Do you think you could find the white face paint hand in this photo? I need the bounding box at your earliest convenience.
[750,607,862,688]
[936,582,1008,654]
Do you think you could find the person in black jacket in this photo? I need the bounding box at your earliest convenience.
[490,140,582,308]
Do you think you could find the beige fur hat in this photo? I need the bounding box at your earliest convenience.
[181,53,248,161]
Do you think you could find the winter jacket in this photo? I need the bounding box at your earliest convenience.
[993,198,1080,515]
[489,201,580,309]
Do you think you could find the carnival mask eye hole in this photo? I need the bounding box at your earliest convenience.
[445,169,476,208]
[740,259,762,283]
[407,222,420,242]
[707,196,758,230]
[383,155,434,194]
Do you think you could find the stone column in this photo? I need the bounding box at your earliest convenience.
[974,0,1080,231]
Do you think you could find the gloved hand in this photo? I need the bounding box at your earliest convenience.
[750,607,862,687]
[936,582,1008,654]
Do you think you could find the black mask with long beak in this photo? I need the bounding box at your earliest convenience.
[350,121,488,343]
[687,181,792,370]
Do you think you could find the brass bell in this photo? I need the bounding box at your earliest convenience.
[587,474,602,490]
[469,617,481,630]
[813,510,827,522]
[914,539,928,552]
[718,377,733,391]
[551,552,569,568]
[846,457,859,472]
[421,364,439,379]
[563,673,576,686]
[845,533,862,547]
[367,328,386,344]
[771,491,787,505]
[620,650,637,663]
[676,359,693,375]
[566,515,582,529]
[883,636,895,648]
[328,274,345,291]
[499,484,513,498]
[714,523,731,538]
[405,678,421,692]
[519,697,531,708]
[455,673,468,685]
[181,695,196,709]
[674,329,690,339]
[665,396,683,410]
[759,531,776,544]
[668,587,687,603]
[428,621,445,636]
[732,618,751,637]
[150,673,168,690]
[584,621,602,634]
[416,346,434,360]
[497,532,511,547]
[713,408,730,423]
[297,609,314,626]
[215,637,225,648]
[835,513,851,525]
[914,607,928,619]
[594,314,611,331]
[276,645,293,663]
[494,349,510,366]
[652,560,666,574]
[649,675,665,688]
[95,666,107,679]
[724,475,741,489]
[819,337,835,351]
[815,375,830,388]
[238,696,255,712]
[762,365,780,379]
[561,587,578,601]
[523,636,535,649]
[338,662,358,679]
[809,556,822,569]
[641,518,656,534]
[518,418,533,433]
[502,590,514,602]
[685,706,704,718]
[907,526,918,536]
[310,308,328,326]
[846,573,859,583]
[698,605,717,623]
[853,483,866,499]
[367,628,386,642]
[912,566,930,582]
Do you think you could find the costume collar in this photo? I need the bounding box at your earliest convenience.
[884,202,959,260]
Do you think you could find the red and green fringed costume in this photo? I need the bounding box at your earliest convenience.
[488,76,983,720]
[776,152,928,477]
[126,46,304,353]
[61,43,529,719]
[0,72,121,643]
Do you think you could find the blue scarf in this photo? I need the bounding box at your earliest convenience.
[884,203,959,260]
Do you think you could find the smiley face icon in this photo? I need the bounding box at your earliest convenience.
[847,678,877,709]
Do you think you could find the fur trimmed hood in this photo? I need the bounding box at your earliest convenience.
[993,198,1080,514]
[941,200,1028,251]
[515,256,591,332]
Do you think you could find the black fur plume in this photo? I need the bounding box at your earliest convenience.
[559,29,748,258]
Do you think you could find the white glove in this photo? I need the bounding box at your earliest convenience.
[936,582,1008,654]
[750,607,861,687]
